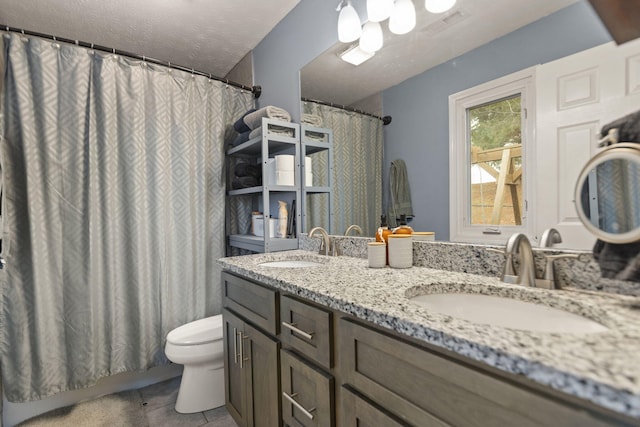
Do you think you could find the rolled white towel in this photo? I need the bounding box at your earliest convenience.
[243,106,291,130]
[301,113,323,127]
[249,125,295,140]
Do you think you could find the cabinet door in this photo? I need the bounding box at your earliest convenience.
[244,322,281,427]
[341,386,409,427]
[223,309,248,427]
[280,349,334,427]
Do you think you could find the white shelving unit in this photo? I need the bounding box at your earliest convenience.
[227,118,301,253]
[300,124,333,234]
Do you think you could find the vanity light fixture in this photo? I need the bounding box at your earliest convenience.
[339,43,376,66]
[389,0,417,35]
[425,0,457,14]
[367,0,394,22]
[337,0,362,43]
[360,21,384,52]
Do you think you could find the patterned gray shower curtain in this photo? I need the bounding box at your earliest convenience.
[302,101,383,236]
[0,33,253,401]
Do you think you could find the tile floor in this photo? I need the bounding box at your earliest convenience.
[18,376,237,427]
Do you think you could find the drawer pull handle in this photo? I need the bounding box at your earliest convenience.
[282,321,314,340]
[239,333,248,369]
[233,328,239,364]
[282,392,315,420]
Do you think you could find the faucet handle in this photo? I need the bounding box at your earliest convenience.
[486,247,518,284]
[537,253,579,289]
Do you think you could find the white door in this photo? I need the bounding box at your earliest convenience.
[535,39,640,249]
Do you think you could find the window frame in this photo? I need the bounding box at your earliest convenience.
[449,68,537,244]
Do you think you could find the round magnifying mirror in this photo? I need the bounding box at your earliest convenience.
[575,143,640,244]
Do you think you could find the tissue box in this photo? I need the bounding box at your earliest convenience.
[252,215,278,238]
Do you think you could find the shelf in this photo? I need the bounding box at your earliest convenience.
[228,186,262,196]
[226,118,302,253]
[303,186,331,194]
[227,136,297,157]
[229,234,299,253]
[302,140,331,155]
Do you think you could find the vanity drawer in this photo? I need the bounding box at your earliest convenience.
[280,349,334,427]
[341,386,415,427]
[222,272,278,335]
[339,318,622,427]
[280,295,333,369]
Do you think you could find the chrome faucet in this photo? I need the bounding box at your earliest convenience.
[490,232,579,289]
[344,224,363,236]
[308,227,331,256]
[540,228,562,248]
[503,233,537,286]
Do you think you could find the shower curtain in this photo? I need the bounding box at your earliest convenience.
[302,101,383,236]
[0,33,253,401]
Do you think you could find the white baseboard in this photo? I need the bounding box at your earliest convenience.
[3,364,183,427]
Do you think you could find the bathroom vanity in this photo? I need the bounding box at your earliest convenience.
[219,250,640,426]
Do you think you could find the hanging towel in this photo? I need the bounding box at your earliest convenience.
[243,106,291,130]
[591,110,640,282]
[600,109,640,143]
[593,239,640,282]
[388,159,414,228]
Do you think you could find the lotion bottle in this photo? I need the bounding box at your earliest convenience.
[277,201,288,238]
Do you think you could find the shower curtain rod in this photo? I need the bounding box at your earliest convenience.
[1,25,262,98]
[302,97,392,125]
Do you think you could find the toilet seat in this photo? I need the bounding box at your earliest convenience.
[167,316,223,346]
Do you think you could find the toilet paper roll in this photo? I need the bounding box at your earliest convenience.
[305,156,313,186]
[275,154,295,171]
[276,171,295,186]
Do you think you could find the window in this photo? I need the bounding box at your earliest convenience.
[449,68,536,244]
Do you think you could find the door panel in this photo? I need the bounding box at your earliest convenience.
[536,38,640,249]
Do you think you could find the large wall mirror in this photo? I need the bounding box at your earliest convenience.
[299,0,640,249]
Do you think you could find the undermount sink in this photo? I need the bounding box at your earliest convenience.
[258,260,323,268]
[409,293,609,334]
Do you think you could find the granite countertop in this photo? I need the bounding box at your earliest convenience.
[218,249,640,419]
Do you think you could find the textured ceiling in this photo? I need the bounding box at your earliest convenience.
[301,0,580,108]
[0,0,300,78]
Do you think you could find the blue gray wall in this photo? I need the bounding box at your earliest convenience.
[253,0,611,239]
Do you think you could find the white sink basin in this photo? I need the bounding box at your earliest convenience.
[259,260,323,268]
[410,293,609,334]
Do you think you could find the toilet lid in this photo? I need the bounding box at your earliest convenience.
[167,315,223,346]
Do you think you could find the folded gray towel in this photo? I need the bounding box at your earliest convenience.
[243,106,291,130]
[233,108,256,133]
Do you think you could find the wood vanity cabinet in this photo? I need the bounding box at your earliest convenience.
[222,274,280,427]
[222,271,639,427]
[338,318,637,427]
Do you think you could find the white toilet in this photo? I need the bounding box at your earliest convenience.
[164,314,225,413]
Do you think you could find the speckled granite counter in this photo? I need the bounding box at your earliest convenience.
[218,249,640,419]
